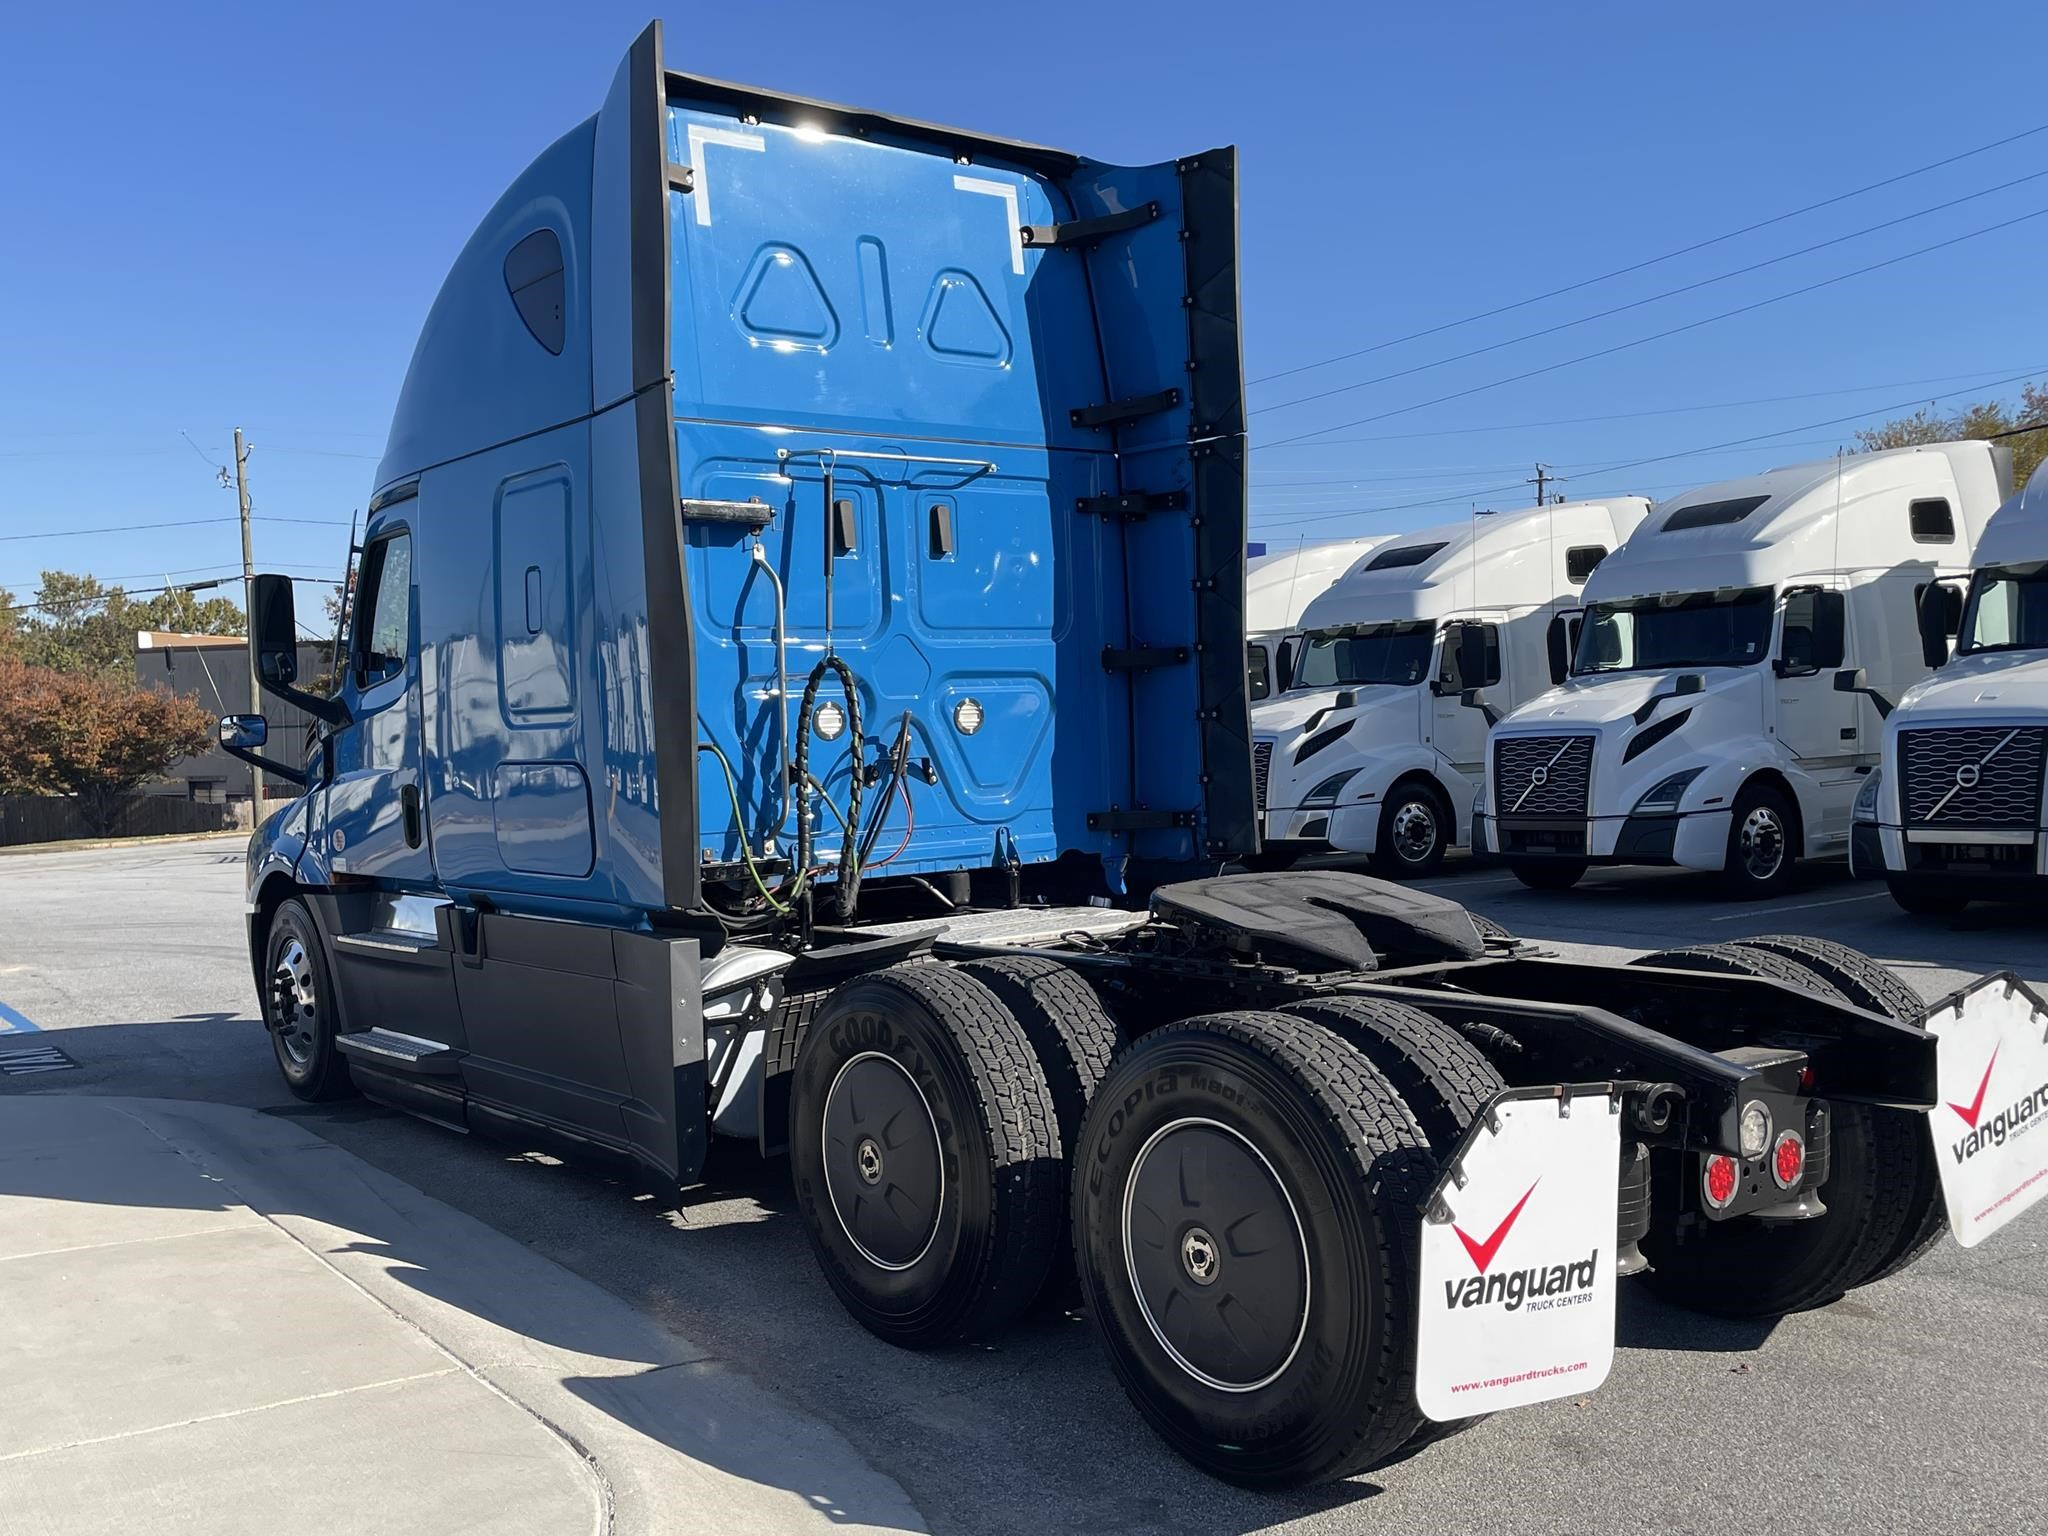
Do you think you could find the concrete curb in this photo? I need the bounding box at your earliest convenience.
[0,830,248,858]
[96,1096,929,1536]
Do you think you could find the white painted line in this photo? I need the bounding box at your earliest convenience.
[1709,891,1886,922]
[686,122,765,227]
[954,174,1025,274]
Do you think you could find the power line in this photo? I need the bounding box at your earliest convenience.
[1254,166,2048,419]
[1250,365,2048,533]
[1250,365,2048,450]
[1,573,334,617]
[0,515,351,544]
[1260,205,2048,451]
[1248,119,2048,388]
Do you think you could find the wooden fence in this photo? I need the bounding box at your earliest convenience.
[0,795,237,848]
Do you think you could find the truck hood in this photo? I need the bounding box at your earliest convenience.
[1252,684,1413,737]
[1501,669,1757,732]
[1895,649,2048,723]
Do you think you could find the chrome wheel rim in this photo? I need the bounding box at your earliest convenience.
[269,937,319,1067]
[1738,806,1786,882]
[1122,1116,1311,1393]
[1390,799,1439,865]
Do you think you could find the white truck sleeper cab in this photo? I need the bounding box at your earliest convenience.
[1478,441,2009,898]
[1855,456,2048,913]
[1244,536,1392,704]
[1251,499,1650,876]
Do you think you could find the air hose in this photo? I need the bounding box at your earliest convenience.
[793,654,865,923]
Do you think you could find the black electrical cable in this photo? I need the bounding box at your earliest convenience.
[793,655,865,926]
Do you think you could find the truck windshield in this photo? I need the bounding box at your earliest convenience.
[1574,587,1774,674]
[1290,621,1434,689]
[1959,563,2048,653]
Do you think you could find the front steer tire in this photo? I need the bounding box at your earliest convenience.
[790,964,1063,1348]
[262,899,356,1103]
[1632,944,1924,1316]
[1072,1011,1436,1488]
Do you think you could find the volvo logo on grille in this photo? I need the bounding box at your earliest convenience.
[1530,765,1550,786]
[1956,762,1982,789]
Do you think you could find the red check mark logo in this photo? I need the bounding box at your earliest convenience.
[1950,1048,2000,1129]
[1453,1181,1539,1274]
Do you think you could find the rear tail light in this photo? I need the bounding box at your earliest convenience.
[1702,1153,1740,1210]
[1771,1130,1806,1190]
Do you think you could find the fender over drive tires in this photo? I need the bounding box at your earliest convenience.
[1072,1011,1435,1487]
[791,964,1063,1347]
[1632,945,1924,1316]
[263,899,356,1103]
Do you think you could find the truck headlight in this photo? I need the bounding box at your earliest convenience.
[1302,770,1358,808]
[1634,766,1703,815]
[1853,767,1882,823]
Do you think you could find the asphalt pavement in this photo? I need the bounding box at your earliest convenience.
[2,836,2044,1536]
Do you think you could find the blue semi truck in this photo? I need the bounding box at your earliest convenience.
[221,23,2046,1488]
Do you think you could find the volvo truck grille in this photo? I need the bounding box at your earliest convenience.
[1900,726,2047,829]
[1253,739,1274,811]
[1494,735,1595,818]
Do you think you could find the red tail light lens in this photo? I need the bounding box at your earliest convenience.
[1771,1130,1805,1190]
[1702,1154,1739,1209]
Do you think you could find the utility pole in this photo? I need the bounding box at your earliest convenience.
[1529,462,1565,507]
[232,428,261,816]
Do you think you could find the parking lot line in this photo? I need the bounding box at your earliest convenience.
[1709,891,1886,922]
[0,1000,39,1034]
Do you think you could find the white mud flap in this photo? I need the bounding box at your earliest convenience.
[1416,1086,1620,1422]
[1925,972,2048,1249]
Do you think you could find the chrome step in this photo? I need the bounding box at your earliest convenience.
[335,1028,463,1075]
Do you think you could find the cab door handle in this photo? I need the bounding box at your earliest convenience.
[401,783,422,849]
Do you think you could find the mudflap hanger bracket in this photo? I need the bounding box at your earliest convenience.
[1020,200,1161,250]
[1416,1083,1628,1422]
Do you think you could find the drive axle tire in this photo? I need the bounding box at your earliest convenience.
[1727,936,1946,1288]
[1072,1011,1436,1487]
[1372,782,1451,879]
[262,899,356,1103]
[1632,945,1923,1316]
[1510,858,1585,891]
[791,964,1063,1347]
[958,956,1123,1303]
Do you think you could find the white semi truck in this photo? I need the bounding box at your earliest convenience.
[1854,455,2048,913]
[1478,442,2008,897]
[1244,536,1390,703]
[1251,499,1648,874]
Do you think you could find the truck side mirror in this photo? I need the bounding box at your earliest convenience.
[218,714,268,750]
[248,571,351,727]
[1458,624,1489,690]
[1917,587,1952,668]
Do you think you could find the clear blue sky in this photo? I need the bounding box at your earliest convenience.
[7,0,2048,600]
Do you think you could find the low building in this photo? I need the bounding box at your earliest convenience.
[135,632,333,806]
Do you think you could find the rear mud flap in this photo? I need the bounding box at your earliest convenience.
[1925,972,2048,1249]
[1416,1086,1621,1422]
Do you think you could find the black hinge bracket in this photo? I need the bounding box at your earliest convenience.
[666,162,696,192]
[1087,809,1198,832]
[1102,645,1188,672]
[1020,201,1161,250]
[1075,489,1188,520]
[680,498,773,529]
[1070,388,1180,431]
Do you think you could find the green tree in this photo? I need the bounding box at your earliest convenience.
[1855,382,2048,487]
[12,570,245,678]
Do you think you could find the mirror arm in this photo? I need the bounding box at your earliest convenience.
[260,677,351,728]
[221,742,310,788]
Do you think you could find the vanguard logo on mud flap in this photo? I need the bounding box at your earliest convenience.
[1438,1182,1600,1313]
[1946,1047,2048,1164]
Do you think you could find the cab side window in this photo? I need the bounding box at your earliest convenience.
[353,531,413,688]
[1779,588,1844,675]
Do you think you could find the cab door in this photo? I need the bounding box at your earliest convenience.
[323,525,433,884]
[1772,584,1858,844]
[1431,619,1500,777]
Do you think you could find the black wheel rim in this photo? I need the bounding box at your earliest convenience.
[1122,1117,1310,1392]
[821,1052,944,1271]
